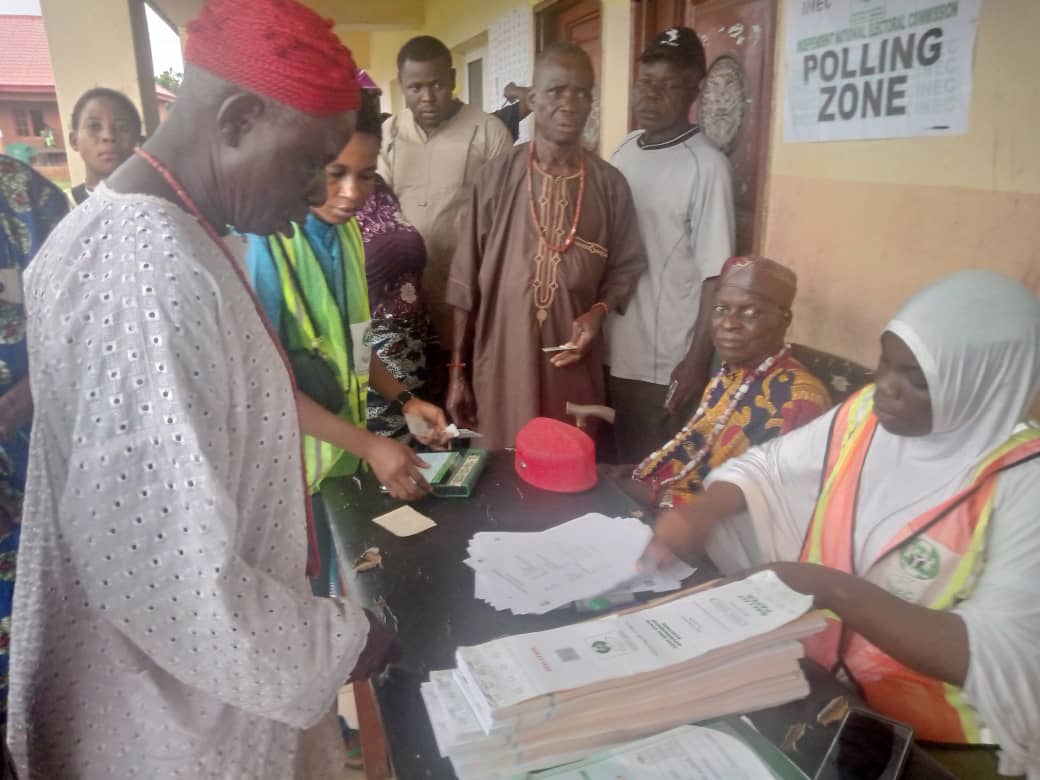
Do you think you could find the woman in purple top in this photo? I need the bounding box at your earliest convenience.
[356,175,433,439]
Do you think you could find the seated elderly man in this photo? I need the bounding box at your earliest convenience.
[618,256,831,509]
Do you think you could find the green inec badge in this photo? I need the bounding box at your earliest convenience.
[899,538,940,581]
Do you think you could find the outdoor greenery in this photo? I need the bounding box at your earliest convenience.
[155,68,183,94]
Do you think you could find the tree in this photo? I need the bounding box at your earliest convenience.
[155,68,183,94]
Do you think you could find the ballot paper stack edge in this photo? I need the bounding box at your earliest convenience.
[420,570,827,780]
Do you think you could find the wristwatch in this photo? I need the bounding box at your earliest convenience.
[395,390,415,408]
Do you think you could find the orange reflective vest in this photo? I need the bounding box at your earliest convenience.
[799,385,1040,743]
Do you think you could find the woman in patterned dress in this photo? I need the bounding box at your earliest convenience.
[0,155,67,741]
[356,174,435,440]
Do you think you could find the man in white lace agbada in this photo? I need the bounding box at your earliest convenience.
[7,1,396,777]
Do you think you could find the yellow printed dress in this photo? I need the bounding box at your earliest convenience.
[637,353,831,508]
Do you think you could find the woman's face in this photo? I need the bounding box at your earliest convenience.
[69,96,140,181]
[873,332,933,436]
[311,131,380,225]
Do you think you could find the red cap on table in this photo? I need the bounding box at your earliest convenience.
[515,418,598,493]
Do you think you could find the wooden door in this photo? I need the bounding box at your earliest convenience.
[535,0,603,151]
[630,0,776,254]
[687,0,776,254]
[630,0,684,72]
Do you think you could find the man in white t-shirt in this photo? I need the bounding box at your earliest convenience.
[606,27,735,462]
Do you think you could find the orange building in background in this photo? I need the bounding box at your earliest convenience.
[0,14,174,185]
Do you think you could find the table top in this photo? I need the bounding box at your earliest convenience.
[322,451,663,779]
[321,451,956,780]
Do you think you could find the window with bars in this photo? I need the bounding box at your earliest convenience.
[13,110,29,136]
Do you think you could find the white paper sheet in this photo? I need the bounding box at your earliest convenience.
[372,505,437,537]
[465,514,669,615]
[522,724,778,779]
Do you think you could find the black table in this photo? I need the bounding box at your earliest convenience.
[323,452,666,779]
[321,452,961,780]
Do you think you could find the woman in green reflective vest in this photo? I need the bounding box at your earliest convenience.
[247,99,449,593]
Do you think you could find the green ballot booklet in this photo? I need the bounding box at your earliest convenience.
[418,449,488,498]
[518,718,809,780]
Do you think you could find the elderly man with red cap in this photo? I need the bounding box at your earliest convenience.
[618,256,831,510]
[6,1,395,777]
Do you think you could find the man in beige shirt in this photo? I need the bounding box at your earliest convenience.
[379,35,513,350]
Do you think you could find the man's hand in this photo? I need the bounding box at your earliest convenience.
[366,437,431,501]
[640,504,719,570]
[402,398,451,448]
[0,379,32,442]
[445,371,478,428]
[602,464,655,507]
[666,357,708,416]
[0,400,21,443]
[551,308,605,368]
[348,609,402,682]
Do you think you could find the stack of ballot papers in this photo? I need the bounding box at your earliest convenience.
[465,513,695,614]
[521,720,808,779]
[421,570,826,779]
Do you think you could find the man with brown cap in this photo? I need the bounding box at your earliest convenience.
[7,1,395,776]
[618,256,830,510]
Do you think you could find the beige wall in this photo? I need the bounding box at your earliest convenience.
[762,0,1040,371]
[336,29,373,73]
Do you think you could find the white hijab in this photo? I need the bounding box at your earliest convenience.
[855,270,1040,567]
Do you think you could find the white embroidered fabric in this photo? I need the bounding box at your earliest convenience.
[8,186,368,778]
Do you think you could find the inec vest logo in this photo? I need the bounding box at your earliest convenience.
[899,538,940,581]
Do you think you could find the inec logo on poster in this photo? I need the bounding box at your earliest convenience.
[899,538,940,581]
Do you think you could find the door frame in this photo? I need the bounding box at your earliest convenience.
[453,31,490,110]
[463,48,488,109]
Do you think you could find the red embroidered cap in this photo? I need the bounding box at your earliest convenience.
[185,0,360,116]
[515,417,598,493]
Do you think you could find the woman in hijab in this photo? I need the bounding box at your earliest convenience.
[645,270,1040,776]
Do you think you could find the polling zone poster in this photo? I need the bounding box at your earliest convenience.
[784,0,981,142]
